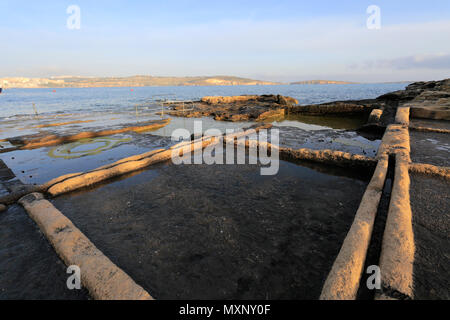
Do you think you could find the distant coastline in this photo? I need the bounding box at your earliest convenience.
[0,76,360,89]
[0,76,412,89]
[0,76,279,89]
[290,80,357,85]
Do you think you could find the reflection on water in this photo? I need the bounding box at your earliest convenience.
[2,133,169,185]
[274,113,367,131]
[150,116,255,137]
[332,137,376,150]
[275,125,380,156]
[150,113,367,138]
[48,137,131,159]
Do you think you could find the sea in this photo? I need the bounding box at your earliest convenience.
[0,83,408,119]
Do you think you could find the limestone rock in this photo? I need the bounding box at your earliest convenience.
[169,94,298,122]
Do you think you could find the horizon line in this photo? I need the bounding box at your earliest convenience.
[0,74,417,85]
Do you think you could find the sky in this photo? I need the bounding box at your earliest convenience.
[1,0,449,82]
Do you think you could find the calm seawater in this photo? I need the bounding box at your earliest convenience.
[0,84,407,119]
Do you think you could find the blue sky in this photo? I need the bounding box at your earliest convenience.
[1,0,449,82]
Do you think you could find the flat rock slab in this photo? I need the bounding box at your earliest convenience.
[410,106,450,121]
[0,205,90,299]
[52,160,369,299]
[410,119,450,131]
[410,131,450,167]
[410,173,450,300]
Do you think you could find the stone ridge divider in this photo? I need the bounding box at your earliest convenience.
[376,124,411,162]
[320,107,415,300]
[18,192,153,300]
[368,109,383,124]
[409,163,450,180]
[378,152,414,300]
[226,138,377,169]
[409,126,450,134]
[7,118,171,150]
[377,107,415,300]
[319,155,388,300]
[395,107,410,126]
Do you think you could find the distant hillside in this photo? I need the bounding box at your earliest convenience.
[0,76,280,88]
[290,80,358,85]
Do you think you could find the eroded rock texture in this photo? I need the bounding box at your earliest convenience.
[165,95,298,122]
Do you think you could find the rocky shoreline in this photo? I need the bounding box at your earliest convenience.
[164,94,299,122]
[163,79,449,129]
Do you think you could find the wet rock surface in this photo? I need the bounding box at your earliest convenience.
[289,100,378,116]
[410,119,450,131]
[410,173,450,300]
[0,204,89,299]
[52,159,368,299]
[410,131,450,167]
[274,126,380,157]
